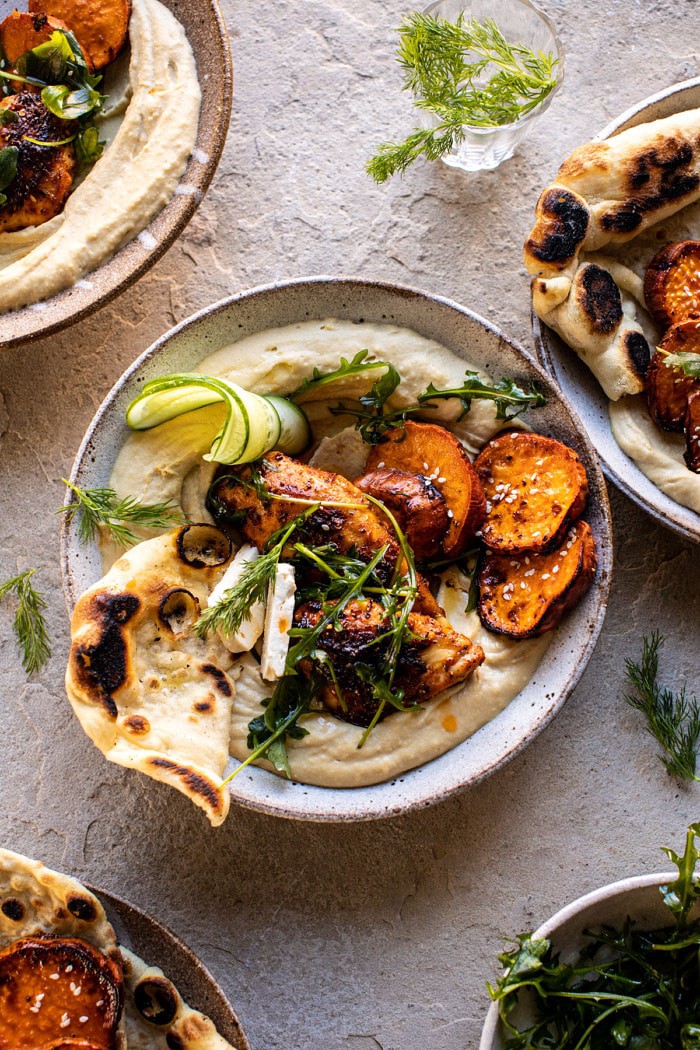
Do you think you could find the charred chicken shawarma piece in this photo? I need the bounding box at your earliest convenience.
[208,451,485,725]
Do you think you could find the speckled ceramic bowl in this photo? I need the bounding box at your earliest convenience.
[533,77,700,544]
[0,0,232,348]
[479,872,691,1049]
[92,886,250,1048]
[61,276,612,822]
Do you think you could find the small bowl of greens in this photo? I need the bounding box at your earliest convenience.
[480,824,700,1049]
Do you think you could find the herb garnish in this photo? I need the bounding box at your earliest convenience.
[367,13,559,182]
[0,145,18,205]
[61,480,185,548]
[488,823,700,1049]
[663,350,700,379]
[0,568,51,673]
[16,31,104,122]
[625,632,700,782]
[326,357,546,444]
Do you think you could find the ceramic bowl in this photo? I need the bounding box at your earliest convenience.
[533,77,700,544]
[479,871,689,1049]
[92,886,250,1048]
[0,0,232,348]
[61,276,612,822]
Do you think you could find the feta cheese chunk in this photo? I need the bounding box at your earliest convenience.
[208,543,265,653]
[260,563,296,681]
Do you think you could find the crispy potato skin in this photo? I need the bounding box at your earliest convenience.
[644,240,700,329]
[475,430,589,554]
[354,467,449,561]
[0,936,123,1048]
[0,91,76,232]
[0,10,69,65]
[296,597,484,726]
[29,0,131,69]
[685,390,700,473]
[478,520,597,639]
[646,322,700,432]
[365,421,486,557]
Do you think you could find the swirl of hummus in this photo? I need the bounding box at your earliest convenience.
[0,0,201,313]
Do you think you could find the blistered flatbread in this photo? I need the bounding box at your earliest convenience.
[525,107,700,398]
[122,947,236,1049]
[66,525,238,827]
[0,847,127,1048]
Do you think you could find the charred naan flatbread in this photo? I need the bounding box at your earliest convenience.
[122,947,236,1049]
[525,107,700,398]
[66,525,238,827]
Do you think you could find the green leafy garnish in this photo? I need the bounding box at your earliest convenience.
[0,568,51,674]
[489,823,700,1048]
[0,110,19,126]
[663,351,700,379]
[0,145,18,206]
[235,674,316,780]
[418,372,547,420]
[194,507,319,640]
[75,123,104,164]
[61,480,185,548]
[367,13,559,182]
[625,632,700,782]
[289,349,400,402]
[41,82,102,122]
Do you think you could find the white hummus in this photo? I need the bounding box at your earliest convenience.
[610,396,700,513]
[0,0,200,313]
[108,319,552,788]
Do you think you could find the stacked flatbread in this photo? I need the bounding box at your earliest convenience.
[525,107,700,399]
[0,848,237,1049]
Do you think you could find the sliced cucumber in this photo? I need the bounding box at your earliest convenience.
[125,373,310,465]
[265,395,311,455]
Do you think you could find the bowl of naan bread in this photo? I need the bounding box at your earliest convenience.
[60,277,613,824]
[526,76,700,543]
[0,0,232,346]
[0,847,249,1047]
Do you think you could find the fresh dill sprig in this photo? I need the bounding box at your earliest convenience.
[194,507,319,640]
[367,13,559,182]
[624,632,700,782]
[0,568,51,673]
[61,479,185,548]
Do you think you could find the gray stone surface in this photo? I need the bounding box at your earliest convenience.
[0,0,699,1047]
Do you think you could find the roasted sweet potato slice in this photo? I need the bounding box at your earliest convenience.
[475,430,589,554]
[0,11,69,66]
[0,936,123,1048]
[478,519,597,638]
[646,321,700,432]
[365,421,486,557]
[685,389,700,473]
[354,467,449,561]
[644,240,700,329]
[29,0,131,69]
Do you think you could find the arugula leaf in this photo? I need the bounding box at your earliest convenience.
[418,372,547,421]
[289,349,400,403]
[660,823,700,928]
[17,30,75,83]
[75,123,105,164]
[242,675,313,778]
[42,82,103,121]
[0,568,51,674]
[0,145,18,205]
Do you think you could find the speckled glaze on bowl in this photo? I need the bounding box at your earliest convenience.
[91,886,250,1049]
[0,0,232,349]
[61,276,612,823]
[533,77,700,545]
[479,872,693,1049]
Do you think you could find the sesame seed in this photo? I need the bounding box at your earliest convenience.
[50,973,60,980]
[378,461,385,468]
[552,564,559,574]
[542,573,550,580]
[60,1014,71,1029]
[79,1016,89,1024]
[65,966,73,973]
[447,509,454,519]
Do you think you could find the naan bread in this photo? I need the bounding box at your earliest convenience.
[0,847,126,1048]
[66,525,238,827]
[122,947,236,1049]
[525,107,700,398]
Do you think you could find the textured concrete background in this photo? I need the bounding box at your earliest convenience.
[0,1,699,1047]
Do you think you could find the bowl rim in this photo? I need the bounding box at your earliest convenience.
[532,75,700,545]
[60,274,613,823]
[479,870,677,1049]
[89,884,251,1049]
[0,0,233,349]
